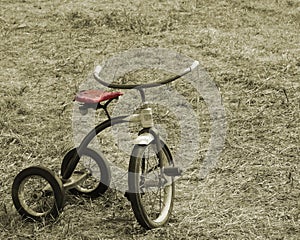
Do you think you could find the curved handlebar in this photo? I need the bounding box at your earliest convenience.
[93,60,199,89]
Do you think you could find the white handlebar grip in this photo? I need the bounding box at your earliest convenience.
[190,60,199,71]
[94,65,102,75]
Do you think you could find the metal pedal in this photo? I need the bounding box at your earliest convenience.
[163,167,183,177]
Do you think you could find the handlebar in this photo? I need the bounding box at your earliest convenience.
[93,60,199,89]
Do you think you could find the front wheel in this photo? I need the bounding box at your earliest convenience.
[12,166,65,221]
[128,141,175,229]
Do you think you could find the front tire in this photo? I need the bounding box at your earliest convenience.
[128,141,175,229]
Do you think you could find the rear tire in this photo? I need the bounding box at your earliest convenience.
[61,148,111,198]
[128,141,175,229]
[12,166,65,221]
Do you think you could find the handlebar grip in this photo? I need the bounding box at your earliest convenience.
[182,60,199,75]
[190,60,199,71]
[94,65,102,75]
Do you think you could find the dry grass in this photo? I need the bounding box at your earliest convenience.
[1,0,300,239]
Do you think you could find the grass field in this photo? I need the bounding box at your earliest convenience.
[1,0,300,239]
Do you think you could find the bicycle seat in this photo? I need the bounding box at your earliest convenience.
[75,89,123,103]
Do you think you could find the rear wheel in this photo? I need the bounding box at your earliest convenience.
[12,166,65,221]
[61,148,111,198]
[128,142,175,229]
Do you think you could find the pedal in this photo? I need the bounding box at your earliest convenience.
[163,167,183,177]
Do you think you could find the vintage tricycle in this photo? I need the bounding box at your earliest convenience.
[11,60,199,229]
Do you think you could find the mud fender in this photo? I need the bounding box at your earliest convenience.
[133,133,154,146]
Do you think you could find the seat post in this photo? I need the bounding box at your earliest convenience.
[97,103,110,120]
[98,97,121,120]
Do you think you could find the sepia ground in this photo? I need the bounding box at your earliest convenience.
[1,0,299,239]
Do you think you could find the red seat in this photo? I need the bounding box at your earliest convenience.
[75,89,123,104]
